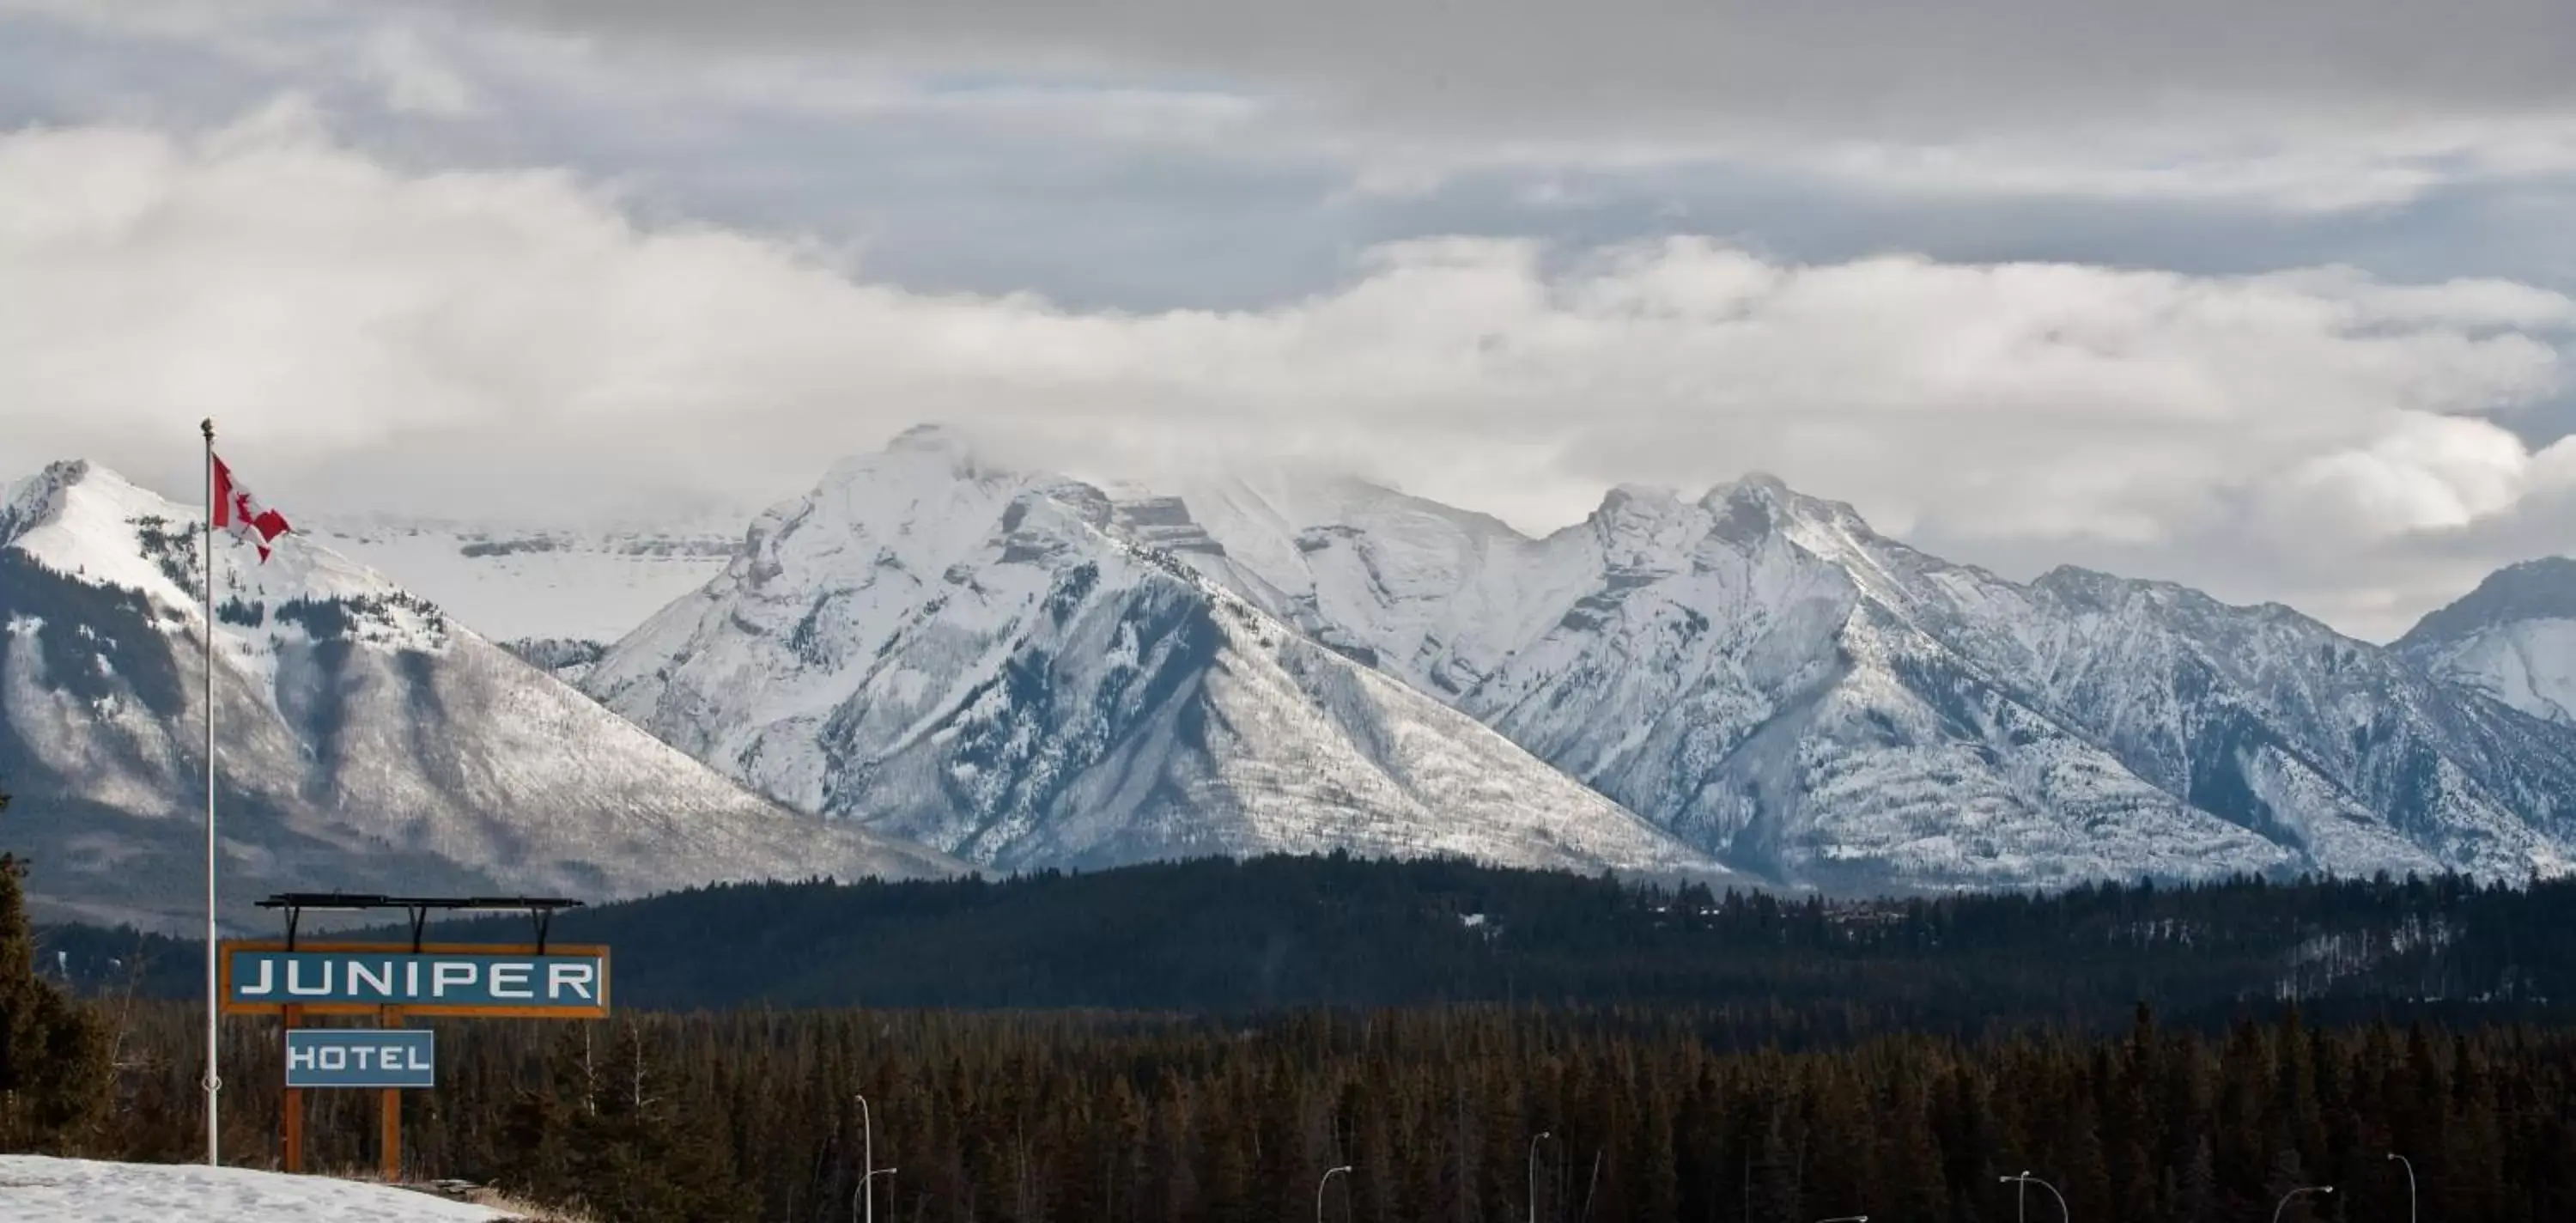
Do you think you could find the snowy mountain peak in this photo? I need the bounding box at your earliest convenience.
[886,420,974,452]
[1719,475,1884,549]
[880,421,989,467]
[805,424,1001,501]
[4,459,449,667]
[2400,557,2576,649]
[2027,563,2208,613]
[2398,557,2576,726]
[1599,482,1683,509]
[6,459,164,551]
[1733,469,1791,494]
[1587,484,1706,568]
[0,459,94,544]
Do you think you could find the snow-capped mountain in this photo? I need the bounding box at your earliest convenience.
[584,428,1727,878]
[0,461,958,932]
[2397,557,2576,727]
[1163,470,2576,885]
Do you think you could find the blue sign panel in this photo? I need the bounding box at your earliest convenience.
[285,1029,435,1089]
[226,948,610,1015]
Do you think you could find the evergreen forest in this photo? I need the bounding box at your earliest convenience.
[22,854,2576,1220]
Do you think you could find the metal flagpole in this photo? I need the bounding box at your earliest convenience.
[201,417,221,1167]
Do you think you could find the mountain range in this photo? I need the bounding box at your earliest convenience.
[9,428,2576,917]
[582,427,2576,891]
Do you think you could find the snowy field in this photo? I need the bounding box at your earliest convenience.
[0,1155,511,1222]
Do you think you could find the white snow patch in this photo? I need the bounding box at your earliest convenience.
[2414,617,2576,725]
[0,1156,507,1222]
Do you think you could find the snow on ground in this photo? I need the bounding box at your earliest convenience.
[0,1155,510,1222]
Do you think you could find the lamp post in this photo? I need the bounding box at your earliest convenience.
[855,1094,878,1223]
[855,1167,897,1223]
[2271,1185,2332,1223]
[1317,1165,1353,1223]
[2388,1153,2415,1223]
[1528,1131,1555,1223]
[1999,1172,2069,1223]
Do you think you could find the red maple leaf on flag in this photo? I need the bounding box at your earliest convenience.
[210,454,292,562]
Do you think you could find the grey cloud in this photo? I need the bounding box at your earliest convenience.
[21,3,2576,323]
[464,0,2576,143]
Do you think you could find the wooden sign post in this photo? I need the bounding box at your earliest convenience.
[220,894,605,1178]
[281,1003,303,1172]
[379,1007,404,1181]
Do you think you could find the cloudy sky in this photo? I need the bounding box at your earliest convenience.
[6,0,2576,639]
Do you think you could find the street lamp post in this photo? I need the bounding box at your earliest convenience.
[2388,1153,2416,1223]
[1317,1165,1354,1223]
[1999,1172,2069,1223]
[855,1168,898,1223]
[2272,1185,2333,1223]
[855,1094,878,1223]
[1528,1131,1555,1223]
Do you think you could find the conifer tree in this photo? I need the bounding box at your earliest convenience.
[2172,1135,2215,1223]
[0,837,111,1153]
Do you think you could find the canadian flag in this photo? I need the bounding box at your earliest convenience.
[211,453,293,563]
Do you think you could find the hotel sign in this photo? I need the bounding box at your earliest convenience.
[219,941,611,1018]
[285,1029,436,1089]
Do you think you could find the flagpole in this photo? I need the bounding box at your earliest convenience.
[200,417,220,1167]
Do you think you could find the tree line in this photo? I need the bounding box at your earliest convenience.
[44,854,2576,1025]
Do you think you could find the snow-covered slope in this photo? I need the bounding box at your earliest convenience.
[1164,469,2576,886]
[309,515,740,645]
[0,461,959,932]
[2397,557,2576,727]
[586,428,1725,877]
[0,1156,506,1222]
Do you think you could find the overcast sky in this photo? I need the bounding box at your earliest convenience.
[6,0,2576,639]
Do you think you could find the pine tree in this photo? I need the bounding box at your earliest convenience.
[1805,1063,1877,1223]
[0,845,111,1153]
[2172,1135,2215,1223]
[1747,1104,1803,1223]
[1153,1080,1202,1223]
[542,1021,750,1223]
[1202,1098,1255,1223]
[492,1027,584,1205]
[1631,1079,1679,1223]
